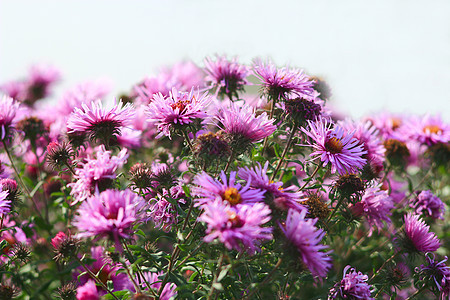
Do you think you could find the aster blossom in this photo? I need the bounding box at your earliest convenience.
[416,253,450,298]
[67,100,135,144]
[73,189,146,250]
[403,114,450,146]
[68,145,129,204]
[0,190,11,215]
[137,271,177,300]
[328,265,375,300]
[199,199,272,254]
[204,55,249,99]
[351,186,393,236]
[253,59,315,101]
[192,171,266,207]
[146,87,212,139]
[302,117,367,174]
[215,103,276,150]
[410,190,445,220]
[237,162,306,212]
[0,95,21,140]
[401,213,441,254]
[280,209,332,280]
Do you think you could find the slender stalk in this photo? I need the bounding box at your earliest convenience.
[182,130,195,152]
[261,97,276,155]
[75,256,120,300]
[327,196,345,223]
[64,162,76,176]
[207,253,225,300]
[271,122,298,181]
[224,151,234,173]
[298,164,321,192]
[405,287,426,300]
[174,242,204,270]
[243,258,282,300]
[2,141,44,219]
[369,251,399,283]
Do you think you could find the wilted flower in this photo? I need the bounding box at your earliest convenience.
[302,118,367,175]
[281,209,332,280]
[332,174,365,202]
[384,139,410,168]
[137,271,177,300]
[199,200,272,254]
[328,265,375,299]
[129,162,153,191]
[148,191,178,232]
[410,190,445,220]
[284,97,322,125]
[56,282,77,300]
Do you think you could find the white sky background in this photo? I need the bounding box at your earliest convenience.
[1,0,449,120]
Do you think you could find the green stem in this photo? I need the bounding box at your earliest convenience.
[182,130,195,153]
[369,251,399,283]
[244,258,282,300]
[207,253,225,300]
[224,151,234,173]
[75,256,120,300]
[298,164,321,192]
[271,122,298,181]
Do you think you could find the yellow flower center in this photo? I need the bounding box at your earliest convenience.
[226,211,244,228]
[325,137,344,154]
[390,118,402,130]
[222,187,242,205]
[423,125,442,135]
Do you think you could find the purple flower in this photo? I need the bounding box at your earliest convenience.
[237,162,306,212]
[351,186,393,236]
[76,280,99,300]
[338,119,385,162]
[148,190,178,232]
[192,171,266,207]
[58,81,111,116]
[73,189,146,250]
[252,59,315,101]
[68,146,128,204]
[0,95,21,140]
[410,190,445,220]
[402,213,440,253]
[0,190,10,215]
[215,102,276,146]
[140,271,177,300]
[403,114,450,146]
[67,100,135,144]
[416,254,450,297]
[199,200,272,254]
[301,117,367,175]
[146,87,212,139]
[329,265,375,300]
[280,209,332,280]
[204,55,249,99]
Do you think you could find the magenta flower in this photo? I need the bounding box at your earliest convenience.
[215,103,276,147]
[0,95,21,140]
[67,100,135,144]
[402,213,441,253]
[410,190,445,220]
[139,271,177,300]
[403,114,450,146]
[193,171,266,207]
[280,209,332,280]
[0,190,10,215]
[148,190,178,232]
[301,117,367,174]
[68,146,128,204]
[351,186,393,236]
[237,162,306,212]
[204,55,249,99]
[329,265,375,300]
[364,112,406,140]
[76,280,99,300]
[73,189,146,250]
[252,59,315,101]
[338,119,385,162]
[199,200,272,254]
[58,81,111,116]
[146,87,212,139]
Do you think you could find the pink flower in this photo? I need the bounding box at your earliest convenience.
[0,95,21,140]
[76,280,99,300]
[402,213,440,253]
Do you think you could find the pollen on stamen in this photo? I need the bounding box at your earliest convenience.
[223,187,242,205]
[325,137,344,154]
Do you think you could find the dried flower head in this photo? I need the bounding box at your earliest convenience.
[129,162,153,191]
[0,283,20,300]
[384,139,410,168]
[304,192,330,220]
[16,116,47,145]
[284,97,322,125]
[46,141,74,170]
[193,131,231,166]
[0,179,18,210]
[51,231,79,262]
[56,282,77,300]
[332,174,365,202]
[11,243,31,262]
